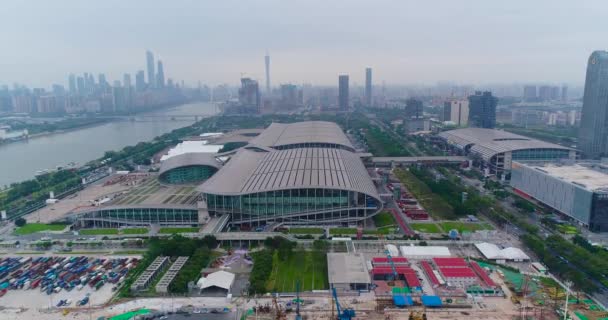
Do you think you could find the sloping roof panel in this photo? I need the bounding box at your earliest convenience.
[249,121,354,150]
[438,128,573,161]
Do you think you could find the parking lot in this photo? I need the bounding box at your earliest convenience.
[0,256,138,310]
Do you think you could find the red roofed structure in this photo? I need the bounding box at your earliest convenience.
[432,257,467,267]
[470,261,496,287]
[438,267,477,278]
[420,261,440,287]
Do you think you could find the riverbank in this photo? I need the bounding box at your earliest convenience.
[0,101,218,186]
[0,100,210,147]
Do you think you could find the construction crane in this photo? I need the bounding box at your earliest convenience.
[294,280,302,320]
[384,249,399,282]
[332,287,355,320]
[272,294,287,320]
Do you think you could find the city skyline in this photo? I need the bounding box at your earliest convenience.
[2,1,608,87]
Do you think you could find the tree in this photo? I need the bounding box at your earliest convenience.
[15,217,26,227]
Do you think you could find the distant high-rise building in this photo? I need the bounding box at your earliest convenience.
[68,74,76,93]
[443,99,469,126]
[135,70,145,92]
[338,75,349,110]
[561,85,568,101]
[280,84,298,108]
[76,76,85,94]
[523,85,537,101]
[265,53,271,93]
[123,74,131,88]
[538,85,551,101]
[405,98,424,119]
[156,60,165,88]
[468,91,497,128]
[98,74,107,89]
[238,78,260,112]
[52,84,65,95]
[146,50,155,88]
[365,67,372,106]
[579,50,608,159]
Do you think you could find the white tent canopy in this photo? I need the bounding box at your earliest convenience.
[475,242,530,261]
[197,270,235,291]
[399,246,451,259]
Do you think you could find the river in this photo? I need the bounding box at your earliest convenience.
[0,102,219,187]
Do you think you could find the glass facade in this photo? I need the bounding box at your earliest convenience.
[203,188,380,225]
[511,149,571,161]
[274,142,354,152]
[159,165,217,184]
[76,207,199,228]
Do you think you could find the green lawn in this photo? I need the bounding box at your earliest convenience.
[373,211,396,228]
[410,223,443,234]
[79,228,119,235]
[122,228,149,235]
[394,169,455,219]
[158,227,199,234]
[267,250,328,292]
[14,223,67,235]
[439,221,493,233]
[363,226,395,235]
[288,227,325,234]
[330,227,357,235]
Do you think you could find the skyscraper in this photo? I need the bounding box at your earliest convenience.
[238,78,260,112]
[468,91,498,128]
[365,67,372,106]
[76,76,85,94]
[405,98,423,119]
[135,70,145,92]
[579,51,608,159]
[123,74,131,88]
[443,99,469,126]
[156,60,165,88]
[146,50,155,88]
[561,85,568,101]
[523,85,537,101]
[265,53,270,93]
[98,74,107,89]
[338,75,349,110]
[68,74,76,93]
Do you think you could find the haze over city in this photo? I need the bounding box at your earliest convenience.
[2,0,608,87]
[2,2,608,320]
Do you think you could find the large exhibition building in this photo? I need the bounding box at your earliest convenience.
[198,121,382,226]
[511,161,608,232]
[438,128,576,175]
[68,121,381,228]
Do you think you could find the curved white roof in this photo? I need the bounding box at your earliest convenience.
[197,270,235,290]
[198,147,379,200]
[249,121,354,150]
[438,128,573,161]
[159,152,222,176]
[475,242,530,260]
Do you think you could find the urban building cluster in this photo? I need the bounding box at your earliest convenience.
[0,50,194,115]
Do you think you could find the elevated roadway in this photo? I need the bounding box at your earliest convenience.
[369,156,468,166]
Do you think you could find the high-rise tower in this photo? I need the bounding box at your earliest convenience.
[365,67,372,106]
[579,50,608,159]
[338,75,349,110]
[157,60,165,88]
[265,52,270,93]
[146,50,155,88]
[468,91,497,128]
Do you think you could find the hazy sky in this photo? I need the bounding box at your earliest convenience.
[1,0,607,88]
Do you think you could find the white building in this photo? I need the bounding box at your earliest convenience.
[399,246,451,259]
[475,242,530,262]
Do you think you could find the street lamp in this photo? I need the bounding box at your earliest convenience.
[563,280,572,320]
